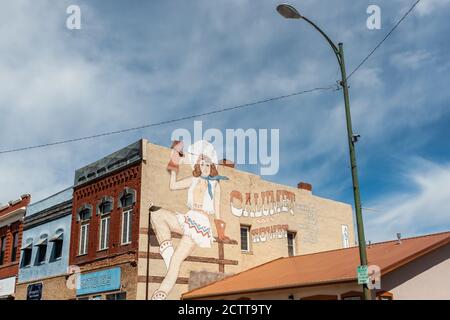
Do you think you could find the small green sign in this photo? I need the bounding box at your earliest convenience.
[357,265,369,284]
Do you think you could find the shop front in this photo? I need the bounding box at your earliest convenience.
[0,276,16,300]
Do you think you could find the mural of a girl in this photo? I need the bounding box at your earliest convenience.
[150,140,230,300]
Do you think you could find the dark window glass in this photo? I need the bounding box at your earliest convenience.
[11,232,19,262]
[120,193,133,208]
[288,232,296,257]
[106,292,127,300]
[23,248,32,266]
[99,201,112,215]
[240,226,249,251]
[0,236,6,265]
[79,208,91,221]
[38,245,47,264]
[54,239,63,259]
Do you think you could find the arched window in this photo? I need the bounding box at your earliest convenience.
[79,209,91,221]
[118,188,136,209]
[49,229,64,260]
[77,204,92,255]
[118,188,136,245]
[97,198,113,251]
[120,193,133,208]
[21,239,33,267]
[77,204,93,222]
[97,197,113,216]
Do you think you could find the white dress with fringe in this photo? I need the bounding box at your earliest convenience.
[176,177,216,248]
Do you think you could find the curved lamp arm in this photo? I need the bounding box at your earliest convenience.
[300,16,342,65]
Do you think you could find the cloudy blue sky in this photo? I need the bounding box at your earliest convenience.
[0,0,449,242]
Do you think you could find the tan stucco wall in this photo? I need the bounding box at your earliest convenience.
[137,140,355,300]
[382,243,450,300]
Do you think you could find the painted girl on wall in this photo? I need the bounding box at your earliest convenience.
[150,140,230,300]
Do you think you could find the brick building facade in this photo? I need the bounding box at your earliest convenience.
[0,194,30,299]
[68,141,142,300]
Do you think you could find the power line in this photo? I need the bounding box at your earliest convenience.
[0,1,421,155]
[0,85,337,155]
[347,0,421,80]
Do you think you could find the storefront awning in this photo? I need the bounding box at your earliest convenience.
[21,242,32,250]
[35,237,48,246]
[49,231,63,242]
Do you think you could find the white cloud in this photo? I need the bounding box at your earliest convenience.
[416,0,450,16]
[390,50,432,70]
[365,159,450,242]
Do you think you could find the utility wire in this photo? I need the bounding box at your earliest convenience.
[347,0,421,80]
[0,85,337,155]
[0,1,421,155]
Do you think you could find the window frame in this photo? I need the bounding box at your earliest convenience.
[340,291,364,300]
[121,209,132,245]
[22,247,32,267]
[53,238,63,260]
[240,225,251,252]
[37,243,47,264]
[0,236,6,265]
[11,232,19,262]
[98,215,110,251]
[287,231,297,257]
[79,223,89,256]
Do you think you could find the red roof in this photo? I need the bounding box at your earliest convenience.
[182,231,450,299]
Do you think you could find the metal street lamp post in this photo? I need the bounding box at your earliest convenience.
[276,3,371,300]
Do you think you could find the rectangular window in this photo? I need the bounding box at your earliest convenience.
[106,292,127,300]
[99,216,110,250]
[37,244,47,264]
[23,248,32,267]
[121,210,132,245]
[0,236,6,265]
[11,232,19,262]
[54,239,63,259]
[287,232,296,257]
[240,226,250,252]
[79,224,89,255]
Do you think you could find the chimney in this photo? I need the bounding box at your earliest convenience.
[396,233,402,244]
[297,182,312,192]
[219,159,235,169]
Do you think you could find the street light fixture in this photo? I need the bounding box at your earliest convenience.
[276,3,372,300]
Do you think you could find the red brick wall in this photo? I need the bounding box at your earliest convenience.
[69,164,142,267]
[0,195,30,280]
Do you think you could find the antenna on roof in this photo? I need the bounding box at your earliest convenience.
[396,233,402,244]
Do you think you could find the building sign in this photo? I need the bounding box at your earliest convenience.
[341,225,350,248]
[0,277,16,297]
[27,283,43,300]
[251,224,288,243]
[76,267,121,296]
[230,190,296,218]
